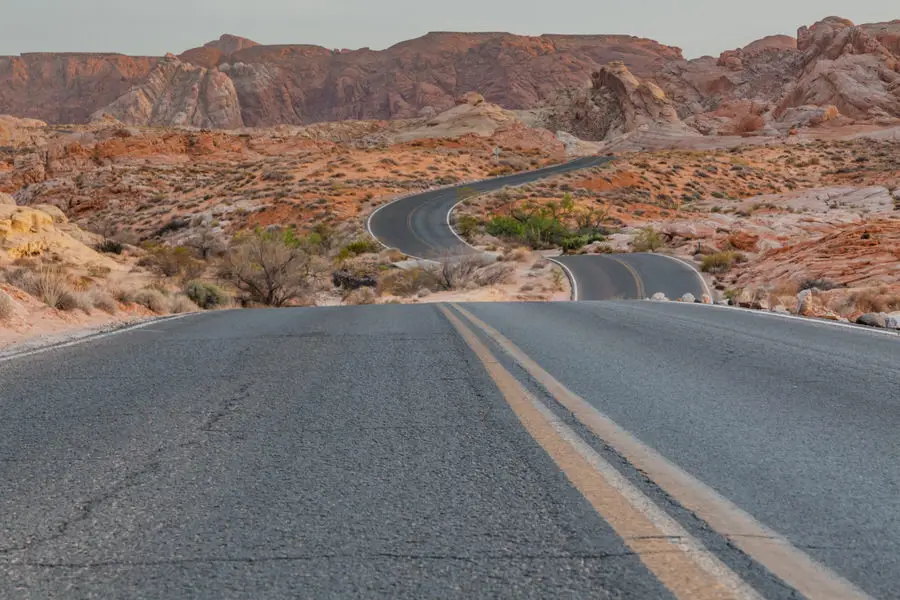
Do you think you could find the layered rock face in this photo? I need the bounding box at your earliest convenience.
[92,57,243,129]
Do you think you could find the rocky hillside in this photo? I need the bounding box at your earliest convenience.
[2,32,683,128]
[1,18,898,131]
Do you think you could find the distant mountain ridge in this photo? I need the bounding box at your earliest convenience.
[1,18,898,131]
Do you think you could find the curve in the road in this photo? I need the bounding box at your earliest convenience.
[368,157,709,301]
[553,253,709,301]
[368,156,611,260]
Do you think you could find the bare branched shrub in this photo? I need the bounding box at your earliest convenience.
[474,262,515,287]
[378,267,441,298]
[223,229,318,307]
[433,253,489,290]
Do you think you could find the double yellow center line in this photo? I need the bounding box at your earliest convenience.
[439,303,871,600]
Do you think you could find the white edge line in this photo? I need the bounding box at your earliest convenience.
[658,300,900,339]
[548,258,579,302]
[651,252,713,299]
[446,195,483,254]
[0,314,193,364]
[526,388,764,600]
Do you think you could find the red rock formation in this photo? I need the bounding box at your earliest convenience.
[777,18,900,120]
[0,54,159,123]
[543,61,699,141]
[1,19,899,130]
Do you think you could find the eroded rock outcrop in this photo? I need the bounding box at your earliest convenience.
[777,18,900,120]
[91,57,243,129]
[545,62,698,141]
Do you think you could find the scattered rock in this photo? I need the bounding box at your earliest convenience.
[651,292,669,301]
[680,293,696,303]
[701,294,712,304]
[886,314,900,330]
[0,193,15,206]
[857,313,888,328]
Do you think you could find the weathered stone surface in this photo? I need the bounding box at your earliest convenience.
[545,61,699,141]
[857,312,888,328]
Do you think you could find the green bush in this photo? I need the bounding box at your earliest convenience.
[632,227,664,252]
[96,239,124,254]
[701,251,740,274]
[184,280,230,309]
[338,238,381,260]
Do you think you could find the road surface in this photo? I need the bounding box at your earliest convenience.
[554,253,708,300]
[368,156,611,259]
[1,303,897,598]
[368,157,706,301]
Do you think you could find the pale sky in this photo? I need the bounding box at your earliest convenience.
[1,0,896,59]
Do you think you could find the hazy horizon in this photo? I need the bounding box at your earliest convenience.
[1,1,896,59]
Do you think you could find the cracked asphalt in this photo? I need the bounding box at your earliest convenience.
[2,302,898,598]
[0,306,673,599]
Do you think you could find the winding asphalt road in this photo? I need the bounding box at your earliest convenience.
[368,156,707,301]
[2,304,897,598]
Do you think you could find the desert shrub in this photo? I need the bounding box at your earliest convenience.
[799,278,841,291]
[378,267,441,297]
[90,289,118,314]
[474,263,515,287]
[632,227,664,252]
[18,266,74,310]
[142,245,204,280]
[96,239,124,254]
[338,238,381,260]
[262,171,293,182]
[434,253,489,290]
[343,287,377,305]
[223,229,320,307]
[734,114,766,134]
[561,232,606,253]
[701,251,739,274]
[0,290,14,320]
[454,215,481,241]
[134,288,171,314]
[169,294,199,314]
[849,289,900,314]
[184,280,230,309]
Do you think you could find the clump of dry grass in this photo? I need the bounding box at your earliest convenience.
[849,288,900,314]
[0,290,14,321]
[133,288,171,314]
[169,294,199,314]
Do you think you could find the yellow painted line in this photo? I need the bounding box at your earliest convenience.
[450,303,873,600]
[607,256,646,299]
[438,304,762,600]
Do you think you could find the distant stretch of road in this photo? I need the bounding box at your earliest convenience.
[368,156,706,301]
[368,156,611,260]
[2,303,897,598]
[554,253,708,301]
